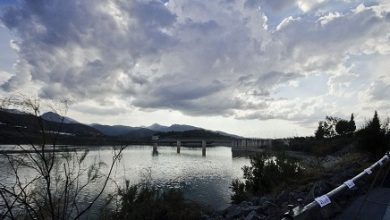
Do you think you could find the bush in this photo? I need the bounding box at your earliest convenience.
[103,181,202,220]
[231,153,304,203]
[288,136,354,157]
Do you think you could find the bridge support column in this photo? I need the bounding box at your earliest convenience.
[177,140,181,154]
[152,135,159,155]
[153,142,158,155]
[202,140,206,156]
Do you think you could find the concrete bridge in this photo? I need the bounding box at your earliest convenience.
[231,138,273,148]
[152,136,221,156]
[151,136,273,156]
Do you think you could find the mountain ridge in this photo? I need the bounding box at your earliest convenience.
[41,112,79,124]
[1,109,241,139]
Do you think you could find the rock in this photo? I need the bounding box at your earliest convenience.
[241,205,260,216]
[245,210,260,220]
[240,201,253,207]
[252,196,274,206]
[224,204,242,219]
[276,191,289,204]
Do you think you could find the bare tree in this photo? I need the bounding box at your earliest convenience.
[0,96,125,220]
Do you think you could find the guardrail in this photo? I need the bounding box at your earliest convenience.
[282,152,390,220]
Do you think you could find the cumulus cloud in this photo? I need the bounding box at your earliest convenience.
[0,0,389,127]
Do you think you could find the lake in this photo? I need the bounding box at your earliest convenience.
[0,145,251,214]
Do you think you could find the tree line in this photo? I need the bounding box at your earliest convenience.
[315,111,390,158]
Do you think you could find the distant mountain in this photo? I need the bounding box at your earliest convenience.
[91,124,138,136]
[156,129,233,140]
[147,123,168,132]
[146,123,202,132]
[121,128,156,139]
[41,112,79,124]
[1,108,28,115]
[91,124,156,138]
[0,108,242,145]
[169,124,202,132]
[214,131,242,139]
[0,109,103,143]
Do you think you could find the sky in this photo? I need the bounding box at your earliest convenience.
[0,0,389,138]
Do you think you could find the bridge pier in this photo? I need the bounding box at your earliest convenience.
[177,140,181,154]
[152,142,158,155]
[152,135,159,155]
[202,140,206,156]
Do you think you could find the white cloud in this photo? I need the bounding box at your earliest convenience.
[297,0,327,12]
[0,0,389,137]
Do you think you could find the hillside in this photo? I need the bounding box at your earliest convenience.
[0,109,104,144]
[156,129,233,140]
[0,109,238,144]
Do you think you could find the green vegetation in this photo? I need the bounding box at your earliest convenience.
[288,135,354,156]
[102,182,202,220]
[356,111,390,158]
[289,111,389,158]
[315,114,356,139]
[231,153,304,203]
[335,114,356,136]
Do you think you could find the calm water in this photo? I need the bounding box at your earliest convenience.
[0,145,250,211]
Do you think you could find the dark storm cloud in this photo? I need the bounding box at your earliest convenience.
[1,0,177,100]
[0,0,389,124]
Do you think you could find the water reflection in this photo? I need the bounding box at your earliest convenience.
[90,146,250,210]
[0,145,251,211]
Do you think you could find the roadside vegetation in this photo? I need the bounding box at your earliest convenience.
[274,111,389,158]
[101,181,203,220]
[314,111,389,159]
[232,110,390,204]
[231,153,304,203]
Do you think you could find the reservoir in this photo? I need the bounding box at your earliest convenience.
[0,145,251,213]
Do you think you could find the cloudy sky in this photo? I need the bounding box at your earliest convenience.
[0,0,389,138]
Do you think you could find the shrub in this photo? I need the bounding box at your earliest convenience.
[231,153,304,203]
[103,181,202,220]
[288,136,354,157]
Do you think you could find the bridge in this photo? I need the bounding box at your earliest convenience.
[231,138,273,148]
[151,136,273,156]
